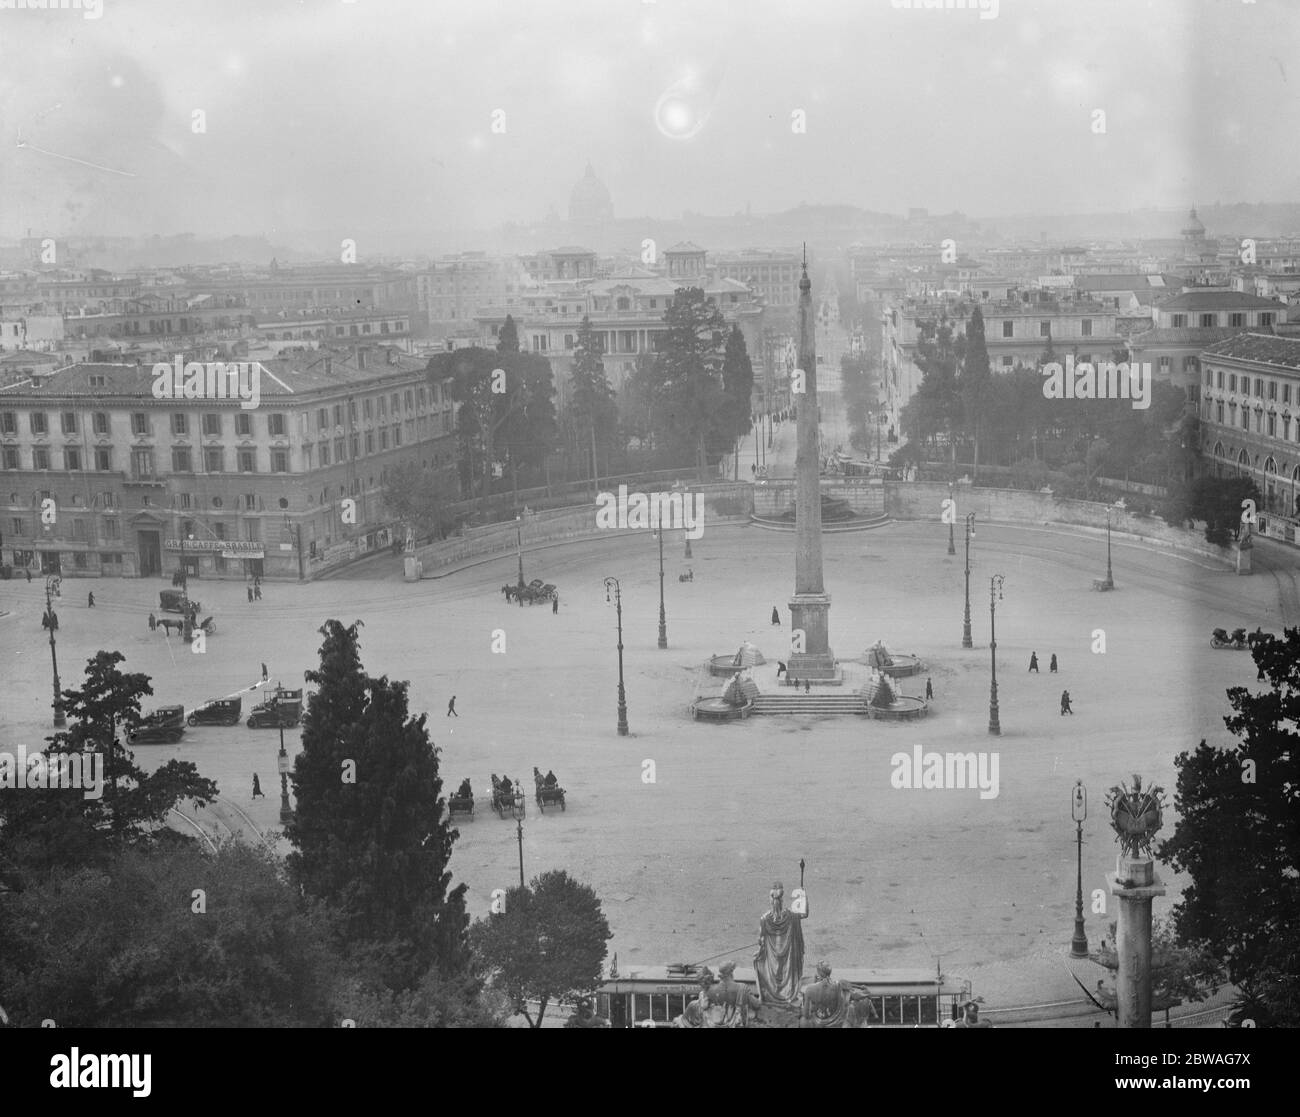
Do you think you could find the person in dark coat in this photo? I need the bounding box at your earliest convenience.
[771,606,781,626]
[87,592,95,608]
[804,678,811,693]
[25,568,32,583]
[447,695,458,717]
[457,778,472,799]
[261,662,269,681]
[252,773,265,799]
[247,585,254,603]
[925,676,934,700]
[148,611,157,631]
[544,770,558,788]
[1049,654,1058,674]
[1028,652,1039,673]
[1060,690,1073,715]
[254,583,262,601]
[552,595,559,615]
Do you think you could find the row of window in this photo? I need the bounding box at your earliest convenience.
[314,387,440,430]
[0,445,286,474]
[1170,312,1273,329]
[1205,369,1294,402]
[9,517,122,540]
[1,410,279,439]
[1207,401,1300,440]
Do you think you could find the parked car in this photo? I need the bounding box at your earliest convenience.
[247,687,304,729]
[158,589,200,615]
[187,696,242,727]
[128,705,186,744]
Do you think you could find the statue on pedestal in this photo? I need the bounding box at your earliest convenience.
[754,880,808,1006]
[800,962,877,1028]
[1105,774,1166,860]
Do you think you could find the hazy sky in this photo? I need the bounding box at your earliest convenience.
[1,0,1296,241]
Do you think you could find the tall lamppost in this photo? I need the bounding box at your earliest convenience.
[684,525,692,560]
[515,512,526,589]
[947,481,956,555]
[1070,780,1089,958]
[512,790,526,889]
[988,574,1005,736]
[962,513,976,649]
[277,719,294,824]
[44,574,65,728]
[1102,505,1115,590]
[653,528,668,649]
[603,577,629,736]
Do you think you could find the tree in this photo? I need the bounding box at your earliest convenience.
[721,324,755,451]
[958,306,993,481]
[287,620,471,991]
[470,869,612,1027]
[0,650,217,877]
[1188,474,1260,546]
[568,315,619,494]
[382,460,459,542]
[1157,628,1300,1026]
[496,314,519,355]
[0,844,340,1027]
[640,287,730,480]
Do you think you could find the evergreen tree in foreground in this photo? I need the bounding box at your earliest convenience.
[287,620,471,991]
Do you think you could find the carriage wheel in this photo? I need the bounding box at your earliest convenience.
[247,717,255,727]
[187,715,198,727]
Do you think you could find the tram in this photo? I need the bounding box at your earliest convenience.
[594,964,970,1028]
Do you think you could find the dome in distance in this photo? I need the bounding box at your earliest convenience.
[569,162,614,223]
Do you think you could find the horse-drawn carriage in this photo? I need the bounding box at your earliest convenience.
[448,792,475,822]
[491,781,525,819]
[504,578,558,605]
[534,770,566,812]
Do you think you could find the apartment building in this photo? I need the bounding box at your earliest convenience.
[0,346,456,581]
[1198,333,1300,543]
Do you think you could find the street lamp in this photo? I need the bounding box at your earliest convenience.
[603,577,629,736]
[1070,780,1089,958]
[684,525,692,560]
[988,574,1005,736]
[962,514,976,649]
[1101,505,1115,590]
[277,720,294,824]
[512,789,526,889]
[44,574,65,728]
[947,482,956,555]
[653,528,668,649]
[515,512,526,590]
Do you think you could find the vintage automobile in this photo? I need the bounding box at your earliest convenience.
[247,687,304,729]
[158,589,200,615]
[187,696,242,727]
[128,705,186,744]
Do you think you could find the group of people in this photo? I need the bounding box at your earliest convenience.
[246,576,263,603]
[1027,651,1074,714]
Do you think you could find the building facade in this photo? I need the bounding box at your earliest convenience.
[0,346,457,581]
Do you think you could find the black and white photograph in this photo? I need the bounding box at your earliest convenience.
[0,0,1296,1083]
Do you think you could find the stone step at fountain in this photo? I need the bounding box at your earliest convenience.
[750,512,891,533]
[751,693,868,715]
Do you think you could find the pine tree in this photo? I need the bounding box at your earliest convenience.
[721,324,755,467]
[287,620,471,989]
[569,315,618,493]
[496,314,520,355]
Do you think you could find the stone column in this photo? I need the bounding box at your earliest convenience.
[787,261,836,681]
[1106,856,1166,1028]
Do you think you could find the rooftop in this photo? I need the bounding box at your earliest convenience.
[1156,289,1282,310]
[1200,332,1300,370]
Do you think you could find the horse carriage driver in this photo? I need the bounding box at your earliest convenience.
[456,778,472,800]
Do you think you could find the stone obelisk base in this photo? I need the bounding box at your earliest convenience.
[1106,856,1166,1029]
[788,592,838,681]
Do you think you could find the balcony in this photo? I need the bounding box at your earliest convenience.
[124,474,167,488]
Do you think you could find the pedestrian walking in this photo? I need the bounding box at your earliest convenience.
[87,591,95,608]
[1049,653,1058,674]
[925,676,934,700]
[804,678,811,694]
[247,585,254,603]
[447,696,458,718]
[254,583,262,601]
[252,773,265,800]
[148,611,157,631]
[771,606,781,626]
[261,662,269,681]
[1028,651,1039,673]
[1060,690,1073,716]
[552,595,559,615]
[25,568,32,583]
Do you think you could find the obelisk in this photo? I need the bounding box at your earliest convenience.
[787,256,836,682]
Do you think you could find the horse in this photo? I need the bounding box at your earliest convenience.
[1247,627,1268,649]
[157,618,185,636]
[501,584,517,602]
